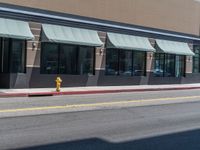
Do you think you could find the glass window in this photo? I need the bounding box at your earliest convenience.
[119,50,132,76]
[133,52,146,76]
[106,49,119,75]
[106,49,146,76]
[154,53,164,77]
[0,38,26,73]
[164,54,175,77]
[60,45,77,74]
[78,46,95,75]
[2,39,9,73]
[10,40,26,73]
[41,43,59,74]
[41,43,95,75]
[193,45,200,73]
[0,38,2,72]
[175,55,185,77]
[154,53,185,77]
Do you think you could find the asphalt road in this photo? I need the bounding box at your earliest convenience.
[1,90,200,149]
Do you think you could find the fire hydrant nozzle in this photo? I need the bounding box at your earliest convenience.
[55,77,62,92]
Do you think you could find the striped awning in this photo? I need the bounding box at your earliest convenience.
[156,39,194,56]
[0,17,34,40]
[42,24,103,47]
[106,32,155,52]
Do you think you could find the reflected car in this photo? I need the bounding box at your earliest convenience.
[153,69,164,77]
[153,69,173,77]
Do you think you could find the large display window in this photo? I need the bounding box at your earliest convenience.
[41,43,95,75]
[0,38,26,73]
[106,49,146,76]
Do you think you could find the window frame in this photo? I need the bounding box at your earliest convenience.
[40,42,59,74]
[40,42,96,75]
[105,48,147,76]
[10,39,27,73]
[119,49,133,76]
[193,45,200,73]
[0,38,26,74]
[77,45,96,75]
[154,53,186,77]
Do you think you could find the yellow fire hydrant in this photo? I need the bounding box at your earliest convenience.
[55,77,62,92]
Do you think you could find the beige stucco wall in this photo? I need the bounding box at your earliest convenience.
[0,0,200,35]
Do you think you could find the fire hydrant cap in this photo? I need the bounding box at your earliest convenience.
[56,77,62,82]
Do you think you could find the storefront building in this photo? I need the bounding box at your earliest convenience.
[0,0,199,88]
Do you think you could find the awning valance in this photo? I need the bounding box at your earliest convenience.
[156,39,194,56]
[42,24,103,47]
[106,32,155,52]
[0,18,34,40]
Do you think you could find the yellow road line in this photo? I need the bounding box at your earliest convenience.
[0,95,200,113]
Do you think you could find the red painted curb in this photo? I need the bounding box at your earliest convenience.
[0,86,200,98]
[51,86,200,95]
[0,93,28,98]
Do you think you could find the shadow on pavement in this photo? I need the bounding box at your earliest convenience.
[19,129,200,150]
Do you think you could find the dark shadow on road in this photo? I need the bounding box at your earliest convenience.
[18,129,200,150]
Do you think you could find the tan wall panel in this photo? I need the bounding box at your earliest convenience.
[27,22,42,66]
[134,0,200,36]
[27,49,38,66]
[197,2,200,36]
[1,0,199,35]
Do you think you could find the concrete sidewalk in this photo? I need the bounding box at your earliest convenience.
[1,83,200,97]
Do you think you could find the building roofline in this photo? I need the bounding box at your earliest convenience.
[0,4,199,42]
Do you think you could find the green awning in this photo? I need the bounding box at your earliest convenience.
[107,32,155,52]
[42,24,103,47]
[156,39,194,56]
[0,18,34,40]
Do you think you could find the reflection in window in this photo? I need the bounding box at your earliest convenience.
[193,45,200,73]
[105,49,119,75]
[133,52,146,76]
[154,53,164,77]
[41,43,95,75]
[165,54,175,77]
[60,45,77,74]
[176,55,185,77]
[10,40,26,73]
[41,43,59,74]
[2,39,9,73]
[0,38,26,73]
[154,53,185,77]
[119,50,132,76]
[78,47,94,75]
[106,49,146,76]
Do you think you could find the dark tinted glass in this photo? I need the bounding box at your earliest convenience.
[119,50,132,76]
[175,55,185,77]
[10,40,26,73]
[133,51,146,76]
[164,54,175,77]
[106,49,119,75]
[41,43,95,75]
[60,45,77,74]
[193,45,200,73]
[154,53,185,77]
[41,43,59,74]
[154,53,164,77]
[0,38,2,72]
[106,49,146,76]
[78,46,94,75]
[3,39,10,73]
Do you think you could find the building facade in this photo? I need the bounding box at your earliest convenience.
[0,0,199,88]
